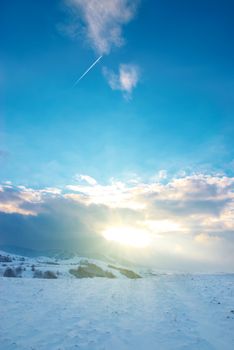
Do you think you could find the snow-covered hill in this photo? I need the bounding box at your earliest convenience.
[0,250,234,349]
[0,250,142,279]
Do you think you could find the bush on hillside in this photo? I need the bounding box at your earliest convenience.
[3,267,17,277]
[69,263,116,279]
[0,255,12,263]
[108,265,141,279]
[33,270,57,279]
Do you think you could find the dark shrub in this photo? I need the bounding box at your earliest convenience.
[33,270,43,278]
[33,270,57,279]
[15,266,23,277]
[3,267,17,277]
[0,255,12,263]
[108,265,141,279]
[69,263,116,278]
[43,270,57,279]
[44,261,60,265]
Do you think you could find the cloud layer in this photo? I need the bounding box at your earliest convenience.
[65,0,139,54]
[0,173,233,271]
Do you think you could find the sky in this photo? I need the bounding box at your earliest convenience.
[0,0,234,271]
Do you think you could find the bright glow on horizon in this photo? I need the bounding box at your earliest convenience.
[103,226,151,248]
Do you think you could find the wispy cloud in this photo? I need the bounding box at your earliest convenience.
[65,0,139,55]
[63,1,141,91]
[75,174,97,186]
[103,64,140,98]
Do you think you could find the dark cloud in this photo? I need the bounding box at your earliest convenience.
[0,208,104,256]
[148,198,231,218]
[0,186,140,257]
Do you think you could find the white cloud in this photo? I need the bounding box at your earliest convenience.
[158,170,168,179]
[151,170,168,182]
[103,64,139,98]
[63,1,141,96]
[144,220,185,233]
[66,174,234,213]
[65,0,139,55]
[75,174,97,186]
[195,233,221,245]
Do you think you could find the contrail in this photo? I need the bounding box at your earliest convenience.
[74,55,103,86]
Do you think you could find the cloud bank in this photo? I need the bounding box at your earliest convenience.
[0,173,233,271]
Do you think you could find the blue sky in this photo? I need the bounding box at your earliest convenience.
[1,0,233,186]
[0,1,233,270]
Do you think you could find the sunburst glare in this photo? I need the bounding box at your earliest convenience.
[103,226,151,248]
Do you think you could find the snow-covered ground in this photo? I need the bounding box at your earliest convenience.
[1,273,234,350]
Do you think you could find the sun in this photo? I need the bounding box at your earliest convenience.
[103,226,150,248]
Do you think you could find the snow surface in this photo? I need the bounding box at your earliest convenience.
[1,274,234,350]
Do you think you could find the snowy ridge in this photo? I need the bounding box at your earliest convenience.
[0,250,142,279]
